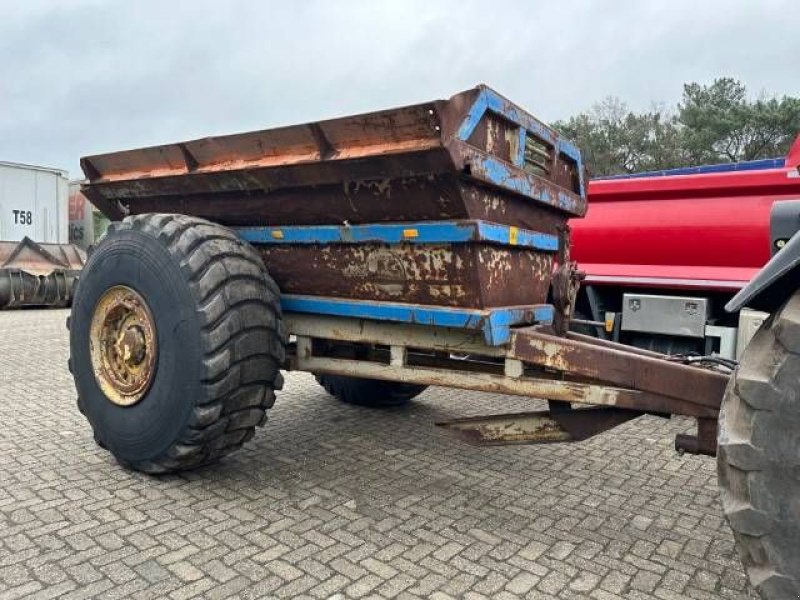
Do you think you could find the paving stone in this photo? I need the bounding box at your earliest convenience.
[571,571,602,593]
[344,573,382,598]
[505,571,540,595]
[632,569,663,593]
[0,310,756,599]
[166,561,205,583]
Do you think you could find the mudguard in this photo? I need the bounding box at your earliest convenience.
[726,231,800,313]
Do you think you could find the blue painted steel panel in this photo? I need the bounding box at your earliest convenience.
[515,127,526,168]
[468,156,584,215]
[458,87,557,147]
[236,220,559,251]
[455,86,586,197]
[597,157,786,180]
[457,90,492,142]
[280,294,553,346]
[475,222,557,250]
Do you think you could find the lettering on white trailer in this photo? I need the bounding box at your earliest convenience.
[12,210,33,225]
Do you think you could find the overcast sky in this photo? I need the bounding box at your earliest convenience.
[1,0,798,179]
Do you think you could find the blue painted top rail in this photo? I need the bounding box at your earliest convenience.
[597,157,786,180]
[281,294,554,346]
[236,220,559,251]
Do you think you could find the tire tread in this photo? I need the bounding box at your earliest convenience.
[76,213,286,474]
[316,374,426,408]
[718,299,800,599]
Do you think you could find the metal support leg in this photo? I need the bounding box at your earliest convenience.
[675,418,718,456]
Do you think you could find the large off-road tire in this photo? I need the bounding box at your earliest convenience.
[315,374,426,408]
[69,214,285,474]
[718,292,800,599]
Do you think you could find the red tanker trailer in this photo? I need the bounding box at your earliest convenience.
[571,134,800,357]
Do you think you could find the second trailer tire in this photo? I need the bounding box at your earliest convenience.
[717,292,800,600]
[69,214,286,474]
[316,374,426,408]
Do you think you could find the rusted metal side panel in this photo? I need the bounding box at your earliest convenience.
[82,103,443,182]
[104,175,569,233]
[110,174,463,227]
[459,184,566,234]
[473,246,552,306]
[83,148,453,205]
[258,243,553,308]
[81,85,586,224]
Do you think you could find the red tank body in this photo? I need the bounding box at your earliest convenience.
[572,135,800,292]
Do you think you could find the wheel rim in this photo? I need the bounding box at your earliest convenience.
[89,285,158,406]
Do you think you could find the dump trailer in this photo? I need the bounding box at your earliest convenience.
[70,85,798,599]
[0,161,86,308]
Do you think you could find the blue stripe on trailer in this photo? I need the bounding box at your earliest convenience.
[597,157,786,180]
[236,220,559,251]
[280,295,554,346]
[470,156,584,215]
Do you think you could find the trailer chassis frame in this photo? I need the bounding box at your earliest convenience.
[284,313,727,454]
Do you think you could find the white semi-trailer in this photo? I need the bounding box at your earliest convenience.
[0,161,85,308]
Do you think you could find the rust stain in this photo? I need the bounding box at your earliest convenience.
[437,407,643,446]
[259,242,553,308]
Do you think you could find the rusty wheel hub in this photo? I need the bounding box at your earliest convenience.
[89,286,157,406]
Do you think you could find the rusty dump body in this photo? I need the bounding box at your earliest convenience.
[82,85,586,317]
[81,85,728,454]
[82,85,586,228]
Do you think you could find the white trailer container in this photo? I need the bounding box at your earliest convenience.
[0,161,69,244]
[0,161,85,308]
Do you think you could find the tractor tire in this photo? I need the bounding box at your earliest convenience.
[718,292,800,599]
[69,213,286,474]
[316,374,426,408]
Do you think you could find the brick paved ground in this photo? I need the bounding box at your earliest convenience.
[0,309,756,599]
